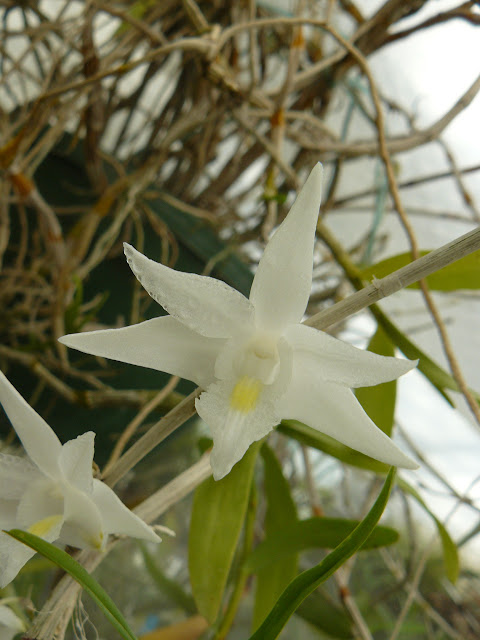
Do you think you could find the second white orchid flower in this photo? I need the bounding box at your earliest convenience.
[60,164,418,480]
[0,371,160,588]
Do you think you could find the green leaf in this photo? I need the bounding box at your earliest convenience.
[188,442,261,623]
[371,310,458,406]
[5,529,137,640]
[114,0,157,37]
[355,326,396,436]
[138,541,196,614]
[279,420,390,473]
[248,517,399,572]
[296,588,353,639]
[253,444,298,630]
[247,468,397,640]
[398,479,459,583]
[361,250,480,291]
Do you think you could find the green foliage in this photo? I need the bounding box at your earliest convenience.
[248,517,399,573]
[138,541,197,614]
[355,326,396,436]
[247,468,397,640]
[361,250,480,291]
[188,442,261,623]
[398,479,459,583]
[371,309,478,407]
[296,588,353,639]
[5,529,138,640]
[262,191,288,204]
[279,420,390,473]
[252,444,298,630]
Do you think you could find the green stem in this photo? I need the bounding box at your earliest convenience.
[214,484,258,640]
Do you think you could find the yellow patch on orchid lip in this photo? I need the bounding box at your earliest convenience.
[230,376,262,413]
[27,514,63,537]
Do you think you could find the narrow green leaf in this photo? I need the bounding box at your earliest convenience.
[138,541,196,614]
[248,517,398,572]
[361,250,480,291]
[398,479,459,583]
[296,588,353,639]
[5,529,137,640]
[279,420,390,473]
[371,309,463,406]
[253,444,298,630]
[188,442,261,623]
[247,468,396,640]
[355,326,396,436]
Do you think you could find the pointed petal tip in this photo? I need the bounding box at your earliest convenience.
[151,529,163,543]
[381,446,418,470]
[57,333,83,351]
[140,526,162,544]
[123,242,140,273]
[210,458,232,482]
[391,356,418,376]
[123,241,134,258]
[302,163,323,198]
[305,162,324,194]
[123,243,145,278]
[394,357,419,380]
[374,439,419,471]
[312,161,323,178]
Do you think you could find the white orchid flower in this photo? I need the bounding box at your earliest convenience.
[0,371,160,588]
[60,164,417,480]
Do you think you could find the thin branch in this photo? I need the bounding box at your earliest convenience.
[307,225,480,331]
[103,388,200,488]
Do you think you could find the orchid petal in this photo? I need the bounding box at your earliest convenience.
[279,362,418,469]
[196,380,280,480]
[124,244,254,338]
[0,513,63,588]
[60,316,224,389]
[0,532,36,588]
[61,484,105,550]
[58,432,95,494]
[250,163,323,333]
[92,479,160,543]
[16,479,63,530]
[0,371,62,478]
[0,453,41,499]
[0,499,18,530]
[0,604,26,633]
[286,324,417,388]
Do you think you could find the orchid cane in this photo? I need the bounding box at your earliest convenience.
[0,371,160,588]
[60,164,418,480]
